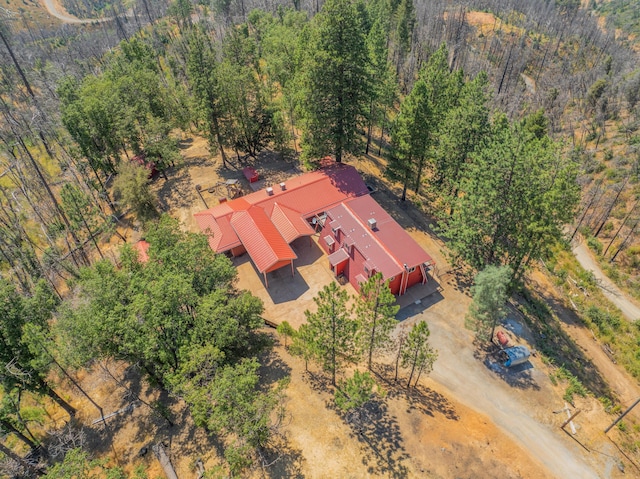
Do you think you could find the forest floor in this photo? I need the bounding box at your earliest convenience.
[52,139,633,478]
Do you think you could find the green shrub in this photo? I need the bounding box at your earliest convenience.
[555,367,588,403]
[555,268,569,282]
[587,236,603,255]
[585,305,621,333]
[604,149,614,161]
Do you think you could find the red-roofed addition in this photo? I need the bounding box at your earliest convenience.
[271,203,314,243]
[232,208,296,272]
[320,195,434,296]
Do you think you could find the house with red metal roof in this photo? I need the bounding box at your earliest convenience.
[194,163,370,286]
[319,195,434,295]
[194,162,434,293]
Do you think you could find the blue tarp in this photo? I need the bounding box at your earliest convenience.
[503,346,531,367]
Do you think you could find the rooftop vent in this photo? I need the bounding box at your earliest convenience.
[266,186,274,196]
[280,182,286,190]
[367,218,377,230]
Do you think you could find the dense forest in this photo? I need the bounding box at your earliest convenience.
[1,0,640,476]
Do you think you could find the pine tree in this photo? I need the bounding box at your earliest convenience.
[186,27,230,168]
[401,321,437,388]
[444,113,579,274]
[433,71,491,213]
[355,273,399,370]
[466,265,512,343]
[387,78,430,201]
[304,282,358,385]
[300,0,372,163]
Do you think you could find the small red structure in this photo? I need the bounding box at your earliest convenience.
[134,240,150,263]
[496,330,510,347]
[131,154,159,179]
[243,166,259,183]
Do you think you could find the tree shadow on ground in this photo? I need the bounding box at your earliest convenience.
[155,163,196,212]
[446,269,474,295]
[514,287,614,400]
[329,398,410,478]
[301,370,333,395]
[260,441,305,479]
[257,348,292,391]
[404,386,460,420]
[374,364,459,420]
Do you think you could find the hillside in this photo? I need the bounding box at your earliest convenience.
[1,0,640,477]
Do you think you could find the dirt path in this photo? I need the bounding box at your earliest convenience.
[40,0,112,24]
[572,236,640,322]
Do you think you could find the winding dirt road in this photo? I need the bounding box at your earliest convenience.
[41,0,111,24]
[572,237,640,322]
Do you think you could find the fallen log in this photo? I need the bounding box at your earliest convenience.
[152,442,178,479]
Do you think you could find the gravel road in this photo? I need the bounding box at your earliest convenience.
[401,293,601,479]
[572,237,640,322]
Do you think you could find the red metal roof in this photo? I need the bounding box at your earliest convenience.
[271,203,314,243]
[194,211,241,252]
[194,163,370,275]
[134,240,150,263]
[326,195,433,281]
[343,195,433,269]
[328,248,349,266]
[328,203,402,279]
[230,208,297,273]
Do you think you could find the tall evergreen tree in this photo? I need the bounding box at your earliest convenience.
[444,113,580,275]
[365,18,398,155]
[300,0,371,163]
[305,282,358,385]
[186,27,230,168]
[387,78,430,201]
[355,273,399,370]
[433,71,491,213]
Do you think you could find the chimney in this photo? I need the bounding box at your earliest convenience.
[280,182,286,190]
[367,218,377,230]
[266,186,274,196]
